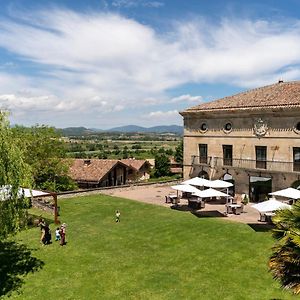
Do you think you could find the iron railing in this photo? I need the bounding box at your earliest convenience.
[191,155,300,173]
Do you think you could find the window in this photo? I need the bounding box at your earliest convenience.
[198,144,208,164]
[293,147,300,171]
[255,146,267,169]
[223,145,233,166]
[294,122,300,134]
[200,122,208,132]
[223,122,232,133]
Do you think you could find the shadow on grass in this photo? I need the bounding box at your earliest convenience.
[0,241,44,297]
[247,223,274,232]
[170,204,193,211]
[27,213,54,228]
[191,210,227,218]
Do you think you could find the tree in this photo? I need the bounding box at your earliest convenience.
[12,125,77,192]
[0,113,32,238]
[154,153,171,177]
[269,202,300,294]
[174,140,183,165]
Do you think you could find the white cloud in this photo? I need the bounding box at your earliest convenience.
[111,0,164,8]
[147,110,179,118]
[170,94,203,103]
[0,10,300,126]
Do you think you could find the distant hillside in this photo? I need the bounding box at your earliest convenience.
[59,127,95,136]
[60,125,183,136]
[107,125,183,134]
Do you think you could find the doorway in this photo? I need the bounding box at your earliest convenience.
[249,176,272,202]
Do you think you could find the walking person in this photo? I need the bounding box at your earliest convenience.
[115,210,121,223]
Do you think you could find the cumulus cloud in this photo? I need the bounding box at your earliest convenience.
[0,9,300,125]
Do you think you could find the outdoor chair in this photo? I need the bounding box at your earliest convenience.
[234,204,244,215]
[200,200,205,209]
[165,196,172,203]
[226,204,233,214]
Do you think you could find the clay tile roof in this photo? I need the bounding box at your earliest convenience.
[120,159,149,171]
[181,81,300,114]
[69,159,122,183]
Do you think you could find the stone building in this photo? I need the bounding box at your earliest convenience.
[120,159,152,181]
[69,159,131,188]
[180,80,300,202]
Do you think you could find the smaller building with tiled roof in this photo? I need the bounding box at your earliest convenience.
[120,159,152,181]
[69,159,133,188]
[180,80,300,202]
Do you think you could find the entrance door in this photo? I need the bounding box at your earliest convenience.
[249,176,272,202]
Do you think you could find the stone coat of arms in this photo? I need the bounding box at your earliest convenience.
[254,118,268,137]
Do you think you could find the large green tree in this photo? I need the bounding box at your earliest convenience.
[174,140,183,165]
[269,202,300,294]
[12,125,77,192]
[0,113,32,238]
[154,153,171,177]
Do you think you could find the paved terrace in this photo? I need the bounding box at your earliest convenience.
[100,183,263,225]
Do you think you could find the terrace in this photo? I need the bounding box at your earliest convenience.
[191,155,300,174]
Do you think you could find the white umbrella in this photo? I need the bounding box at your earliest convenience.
[192,188,230,198]
[171,184,200,193]
[269,187,300,200]
[208,180,233,188]
[252,199,291,213]
[182,177,211,187]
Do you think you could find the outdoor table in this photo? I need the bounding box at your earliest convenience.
[227,204,242,215]
[264,212,275,223]
[169,194,178,204]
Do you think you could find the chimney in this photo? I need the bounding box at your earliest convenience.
[278,79,284,83]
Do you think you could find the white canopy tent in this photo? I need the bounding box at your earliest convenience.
[0,186,59,224]
[252,199,292,213]
[269,187,300,200]
[192,188,230,198]
[0,186,51,200]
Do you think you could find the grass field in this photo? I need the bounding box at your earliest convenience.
[2,195,296,299]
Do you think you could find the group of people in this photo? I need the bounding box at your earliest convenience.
[38,218,67,246]
[37,211,119,246]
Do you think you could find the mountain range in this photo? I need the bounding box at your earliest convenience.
[60,125,183,136]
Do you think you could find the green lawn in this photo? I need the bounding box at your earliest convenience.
[2,195,297,299]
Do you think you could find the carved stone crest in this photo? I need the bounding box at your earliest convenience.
[254,118,268,137]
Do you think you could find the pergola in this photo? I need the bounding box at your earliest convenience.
[0,186,59,224]
[21,188,60,224]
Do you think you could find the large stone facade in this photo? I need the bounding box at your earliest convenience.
[180,81,300,202]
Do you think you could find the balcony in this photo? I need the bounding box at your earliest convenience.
[191,155,300,174]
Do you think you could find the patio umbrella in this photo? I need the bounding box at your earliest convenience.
[192,188,230,198]
[269,187,300,200]
[182,177,211,187]
[208,180,233,188]
[171,184,200,193]
[252,199,291,213]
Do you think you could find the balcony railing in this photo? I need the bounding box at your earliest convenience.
[191,155,300,173]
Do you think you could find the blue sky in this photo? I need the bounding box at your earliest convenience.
[1,0,300,128]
